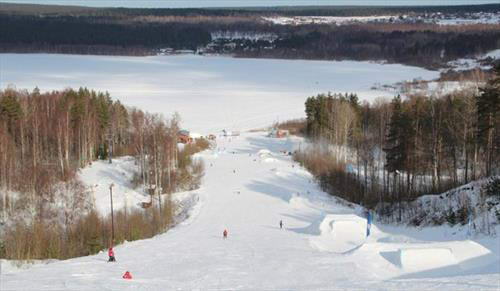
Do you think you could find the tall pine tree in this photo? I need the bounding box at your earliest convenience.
[476,64,500,176]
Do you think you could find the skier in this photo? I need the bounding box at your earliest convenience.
[108,247,116,262]
[279,220,283,229]
[366,210,372,237]
[223,229,228,239]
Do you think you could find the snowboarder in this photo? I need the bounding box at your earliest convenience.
[279,220,283,229]
[223,229,228,239]
[108,247,116,262]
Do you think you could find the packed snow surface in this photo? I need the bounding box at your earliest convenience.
[0,54,439,134]
[2,132,499,290]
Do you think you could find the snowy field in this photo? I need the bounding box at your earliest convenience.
[1,132,499,290]
[262,13,500,26]
[0,54,439,134]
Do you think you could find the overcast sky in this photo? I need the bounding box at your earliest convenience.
[2,0,498,8]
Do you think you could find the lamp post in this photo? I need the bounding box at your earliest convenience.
[109,183,115,246]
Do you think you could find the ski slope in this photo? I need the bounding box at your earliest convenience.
[2,132,499,290]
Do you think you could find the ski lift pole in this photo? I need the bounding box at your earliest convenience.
[110,183,115,245]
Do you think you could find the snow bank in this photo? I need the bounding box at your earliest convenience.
[172,191,203,226]
[377,177,500,234]
[78,156,149,216]
[382,240,496,274]
[257,149,272,157]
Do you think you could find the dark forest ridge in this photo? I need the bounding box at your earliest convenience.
[1,1,499,69]
[1,2,499,16]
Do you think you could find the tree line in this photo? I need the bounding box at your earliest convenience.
[242,24,500,69]
[0,87,207,259]
[295,66,499,222]
[0,14,212,53]
[2,2,498,17]
[1,13,499,68]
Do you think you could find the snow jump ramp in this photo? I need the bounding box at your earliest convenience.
[398,247,458,273]
[310,215,367,254]
[381,240,495,274]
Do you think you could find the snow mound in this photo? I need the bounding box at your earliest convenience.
[381,240,496,274]
[309,214,366,253]
[451,240,496,270]
[263,157,277,163]
[399,247,458,273]
[258,149,272,157]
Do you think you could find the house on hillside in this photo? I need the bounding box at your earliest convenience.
[178,130,193,144]
[268,128,289,138]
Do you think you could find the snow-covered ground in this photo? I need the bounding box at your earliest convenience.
[1,132,499,290]
[262,15,393,25]
[77,155,203,218]
[432,13,500,25]
[444,48,500,72]
[486,49,500,59]
[0,53,439,134]
[78,157,149,215]
[262,13,500,26]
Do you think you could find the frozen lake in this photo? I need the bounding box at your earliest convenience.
[0,54,439,133]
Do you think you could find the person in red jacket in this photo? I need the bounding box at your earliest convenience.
[108,247,116,262]
[223,229,228,239]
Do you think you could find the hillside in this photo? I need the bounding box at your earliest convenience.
[1,131,499,290]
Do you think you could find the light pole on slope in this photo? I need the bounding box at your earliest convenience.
[109,183,115,246]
